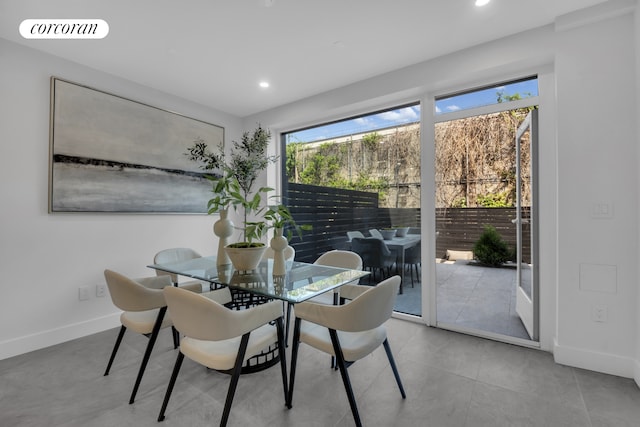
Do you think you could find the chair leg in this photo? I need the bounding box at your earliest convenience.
[157,351,185,422]
[104,325,126,376]
[275,317,288,404]
[220,332,250,427]
[382,339,406,399]
[286,318,302,409]
[129,306,167,404]
[329,329,362,427]
[172,326,180,349]
[409,264,415,288]
[285,302,293,346]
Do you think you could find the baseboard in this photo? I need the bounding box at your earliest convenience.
[634,358,640,388]
[553,338,635,379]
[0,313,120,361]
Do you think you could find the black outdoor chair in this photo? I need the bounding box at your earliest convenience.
[403,244,421,287]
[350,237,396,283]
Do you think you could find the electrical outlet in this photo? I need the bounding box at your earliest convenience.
[78,286,90,301]
[96,283,106,297]
[591,305,608,323]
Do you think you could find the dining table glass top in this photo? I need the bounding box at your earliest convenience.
[148,256,369,304]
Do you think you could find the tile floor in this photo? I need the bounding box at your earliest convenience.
[2,316,640,426]
[394,260,530,340]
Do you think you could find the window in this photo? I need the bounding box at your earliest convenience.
[283,103,421,208]
[435,76,538,116]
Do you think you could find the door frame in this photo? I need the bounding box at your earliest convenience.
[422,83,541,347]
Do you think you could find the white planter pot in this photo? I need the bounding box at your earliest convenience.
[225,244,267,271]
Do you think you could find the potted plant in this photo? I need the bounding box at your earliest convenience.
[380,228,397,240]
[394,226,410,237]
[187,125,306,271]
[186,125,275,266]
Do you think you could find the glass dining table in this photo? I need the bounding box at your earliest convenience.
[148,255,369,372]
[148,255,369,304]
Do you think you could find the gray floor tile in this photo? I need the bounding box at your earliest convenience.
[1,318,638,426]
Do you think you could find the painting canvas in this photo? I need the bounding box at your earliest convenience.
[49,77,224,213]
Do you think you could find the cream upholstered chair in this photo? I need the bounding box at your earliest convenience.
[158,286,288,426]
[313,250,363,305]
[153,248,203,289]
[103,269,199,404]
[264,244,296,263]
[312,250,364,368]
[286,276,406,427]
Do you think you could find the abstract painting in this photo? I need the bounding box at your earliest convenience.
[49,77,224,213]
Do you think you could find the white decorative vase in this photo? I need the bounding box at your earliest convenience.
[225,244,267,272]
[213,209,234,267]
[270,227,288,276]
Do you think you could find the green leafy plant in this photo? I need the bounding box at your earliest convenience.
[473,225,512,267]
[476,192,511,207]
[186,124,279,246]
[247,203,312,243]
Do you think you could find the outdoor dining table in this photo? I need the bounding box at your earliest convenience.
[382,234,421,290]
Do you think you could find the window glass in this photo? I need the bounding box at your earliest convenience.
[286,105,420,144]
[435,77,538,115]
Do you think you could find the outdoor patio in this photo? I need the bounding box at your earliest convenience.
[393,260,530,340]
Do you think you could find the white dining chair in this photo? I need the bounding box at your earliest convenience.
[286,275,406,427]
[153,247,203,288]
[157,286,288,426]
[103,269,201,404]
[313,250,363,305]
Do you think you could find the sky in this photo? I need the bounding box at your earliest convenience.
[285,78,538,144]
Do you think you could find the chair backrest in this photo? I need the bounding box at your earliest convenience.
[404,244,421,263]
[297,276,401,333]
[314,250,362,270]
[350,237,392,267]
[104,269,168,312]
[154,248,202,283]
[338,275,400,332]
[346,231,365,242]
[369,229,384,239]
[163,286,281,342]
[264,245,296,261]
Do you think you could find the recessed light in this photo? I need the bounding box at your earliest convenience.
[259,81,270,88]
[475,0,490,6]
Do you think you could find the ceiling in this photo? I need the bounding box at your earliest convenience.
[0,0,608,117]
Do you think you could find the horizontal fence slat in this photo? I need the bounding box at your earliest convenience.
[286,183,529,263]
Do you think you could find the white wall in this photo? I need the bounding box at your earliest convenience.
[247,2,639,378]
[553,8,638,379]
[0,38,241,360]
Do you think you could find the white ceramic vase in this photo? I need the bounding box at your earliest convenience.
[213,209,234,266]
[270,227,288,276]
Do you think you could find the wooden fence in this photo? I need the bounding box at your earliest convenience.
[436,207,531,263]
[286,183,529,263]
[286,183,418,262]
